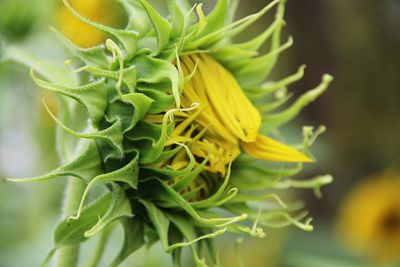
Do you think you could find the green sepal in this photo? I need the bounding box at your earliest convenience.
[167,213,223,267]
[189,164,238,209]
[79,65,137,92]
[234,37,293,87]
[200,241,220,267]
[4,140,102,183]
[54,188,131,248]
[169,214,226,267]
[121,93,154,131]
[172,247,183,267]
[172,158,208,192]
[139,0,171,54]
[199,0,229,37]
[167,0,194,38]
[151,146,182,164]
[275,175,333,198]
[31,69,107,124]
[87,151,140,190]
[248,65,306,97]
[50,26,111,69]
[256,93,293,113]
[211,18,285,65]
[228,193,287,208]
[134,55,180,108]
[211,45,258,63]
[232,18,285,53]
[105,100,135,133]
[187,0,279,50]
[139,199,171,252]
[231,158,302,190]
[140,178,247,227]
[65,153,140,226]
[0,44,76,85]
[263,74,333,131]
[83,185,132,238]
[224,203,313,232]
[44,103,124,160]
[119,0,152,37]
[137,87,175,114]
[247,65,306,109]
[109,217,145,267]
[125,121,163,141]
[105,92,153,135]
[141,143,196,179]
[240,0,286,87]
[140,199,226,266]
[137,36,157,55]
[125,117,174,164]
[191,189,238,210]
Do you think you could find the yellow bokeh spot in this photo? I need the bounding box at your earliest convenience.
[57,0,124,48]
[337,172,400,263]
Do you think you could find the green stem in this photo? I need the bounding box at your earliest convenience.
[84,225,113,267]
[54,178,86,267]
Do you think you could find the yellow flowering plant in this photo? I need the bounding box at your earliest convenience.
[337,172,400,265]
[1,0,333,266]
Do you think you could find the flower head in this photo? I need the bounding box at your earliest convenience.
[4,0,333,266]
[156,53,313,176]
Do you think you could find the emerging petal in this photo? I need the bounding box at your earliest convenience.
[242,134,313,163]
[181,54,262,144]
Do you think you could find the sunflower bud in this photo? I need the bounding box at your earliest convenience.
[4,0,333,266]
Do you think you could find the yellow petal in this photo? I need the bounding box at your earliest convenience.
[181,54,261,143]
[242,134,313,163]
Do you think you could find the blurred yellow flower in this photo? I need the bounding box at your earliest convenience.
[57,0,124,47]
[337,172,400,264]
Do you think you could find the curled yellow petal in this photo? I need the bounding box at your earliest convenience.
[242,134,313,163]
[181,54,261,144]
[178,53,312,173]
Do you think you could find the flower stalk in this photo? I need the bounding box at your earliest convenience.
[55,179,86,267]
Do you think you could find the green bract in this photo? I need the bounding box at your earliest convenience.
[1,0,333,266]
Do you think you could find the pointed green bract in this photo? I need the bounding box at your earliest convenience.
[139,0,171,54]
[31,69,108,124]
[109,217,145,267]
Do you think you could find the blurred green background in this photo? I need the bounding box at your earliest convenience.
[1,0,399,266]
